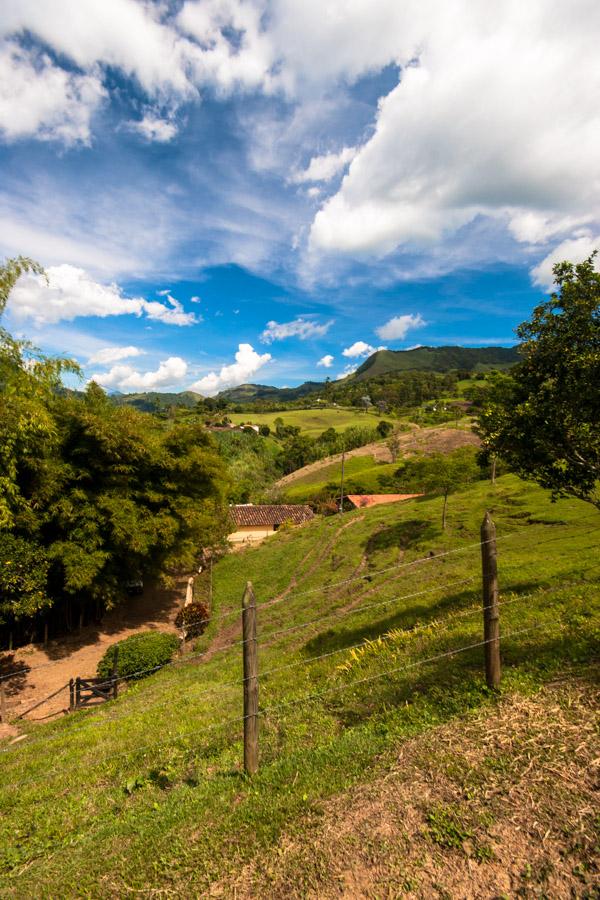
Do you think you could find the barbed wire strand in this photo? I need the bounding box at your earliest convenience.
[2,513,598,685]
[3,563,600,756]
[0,621,553,795]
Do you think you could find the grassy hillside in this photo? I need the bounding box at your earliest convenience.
[352,345,520,380]
[282,454,399,501]
[1,475,598,896]
[228,406,386,436]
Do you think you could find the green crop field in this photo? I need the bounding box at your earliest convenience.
[1,475,599,896]
[228,406,388,436]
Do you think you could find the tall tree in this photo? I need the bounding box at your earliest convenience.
[478,255,600,508]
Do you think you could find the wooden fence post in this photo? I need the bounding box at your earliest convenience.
[242,581,259,775]
[112,647,119,700]
[0,681,7,724]
[75,676,81,709]
[69,678,75,712]
[481,511,501,689]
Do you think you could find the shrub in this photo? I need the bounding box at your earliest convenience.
[97,631,179,681]
[175,601,210,638]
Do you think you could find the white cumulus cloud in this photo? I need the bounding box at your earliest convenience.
[87,345,144,365]
[260,317,333,343]
[308,2,600,264]
[189,343,272,396]
[342,341,382,359]
[91,356,188,392]
[8,265,198,326]
[128,114,178,143]
[292,146,356,184]
[530,232,600,290]
[317,354,334,368]
[0,41,105,144]
[375,313,426,341]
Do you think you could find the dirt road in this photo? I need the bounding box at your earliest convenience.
[0,577,186,734]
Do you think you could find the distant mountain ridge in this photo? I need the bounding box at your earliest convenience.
[108,345,519,407]
[351,345,520,380]
[216,381,323,402]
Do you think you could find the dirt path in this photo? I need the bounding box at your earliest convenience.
[0,577,187,729]
[275,424,480,489]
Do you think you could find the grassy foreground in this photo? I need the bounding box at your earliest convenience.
[1,475,599,896]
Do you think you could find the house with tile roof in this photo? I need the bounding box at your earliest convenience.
[228,504,314,545]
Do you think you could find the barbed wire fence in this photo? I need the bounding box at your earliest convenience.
[0,509,597,796]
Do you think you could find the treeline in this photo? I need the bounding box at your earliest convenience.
[202,370,460,416]
[211,421,393,501]
[0,257,228,650]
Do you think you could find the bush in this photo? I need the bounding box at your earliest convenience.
[175,601,210,638]
[97,631,179,681]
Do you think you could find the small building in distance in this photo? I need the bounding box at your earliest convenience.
[342,493,423,510]
[228,504,314,545]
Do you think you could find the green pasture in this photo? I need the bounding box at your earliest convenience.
[1,475,598,896]
[228,405,388,436]
[283,454,400,501]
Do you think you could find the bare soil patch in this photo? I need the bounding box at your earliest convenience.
[0,577,186,724]
[220,677,599,899]
[276,424,480,489]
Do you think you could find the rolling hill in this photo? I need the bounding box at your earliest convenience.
[351,345,520,380]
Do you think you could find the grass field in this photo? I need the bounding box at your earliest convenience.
[1,475,598,896]
[228,406,387,436]
[283,454,399,501]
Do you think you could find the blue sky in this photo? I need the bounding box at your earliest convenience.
[1,1,598,393]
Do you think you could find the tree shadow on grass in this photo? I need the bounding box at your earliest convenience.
[365,519,438,557]
[303,580,542,659]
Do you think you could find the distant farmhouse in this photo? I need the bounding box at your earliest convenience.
[206,423,260,433]
[228,504,314,545]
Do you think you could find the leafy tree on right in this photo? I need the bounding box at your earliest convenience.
[478,255,600,509]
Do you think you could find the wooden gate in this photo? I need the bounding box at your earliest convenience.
[69,675,118,710]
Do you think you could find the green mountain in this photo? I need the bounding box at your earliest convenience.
[351,345,520,380]
[216,381,323,402]
[112,390,203,412]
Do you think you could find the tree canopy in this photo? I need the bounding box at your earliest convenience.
[478,255,600,508]
[0,257,229,641]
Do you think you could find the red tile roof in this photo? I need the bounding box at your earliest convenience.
[230,504,314,527]
[345,494,423,509]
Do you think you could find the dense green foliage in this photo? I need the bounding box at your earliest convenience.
[0,534,50,625]
[97,631,180,681]
[478,255,600,508]
[0,257,229,645]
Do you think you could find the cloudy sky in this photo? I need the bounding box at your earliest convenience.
[1,0,598,393]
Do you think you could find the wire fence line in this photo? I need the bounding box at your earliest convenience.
[2,511,597,686]
[4,548,600,781]
[0,616,556,794]
[2,540,600,757]
[0,512,597,788]
[3,566,593,764]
